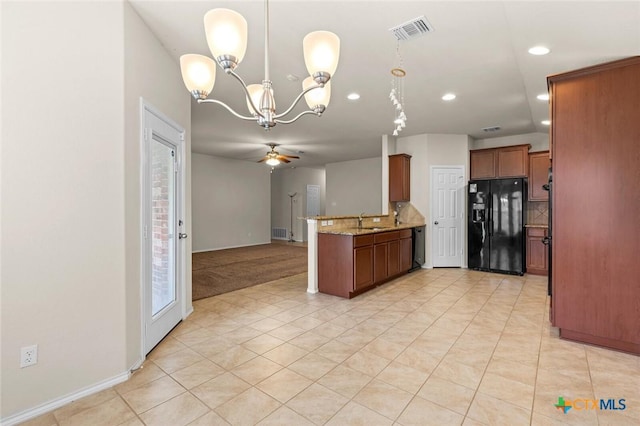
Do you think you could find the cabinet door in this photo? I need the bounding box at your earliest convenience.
[387,240,400,277]
[497,145,529,177]
[470,149,496,179]
[354,246,374,290]
[528,152,550,201]
[400,237,412,271]
[389,154,411,202]
[374,243,387,283]
[526,228,548,275]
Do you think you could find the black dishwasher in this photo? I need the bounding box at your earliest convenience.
[410,225,426,272]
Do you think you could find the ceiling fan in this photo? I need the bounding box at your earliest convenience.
[258,143,300,166]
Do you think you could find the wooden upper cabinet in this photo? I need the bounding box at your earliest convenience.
[469,149,496,179]
[528,151,550,201]
[497,144,530,177]
[470,144,530,179]
[389,154,411,202]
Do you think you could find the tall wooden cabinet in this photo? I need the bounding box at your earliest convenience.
[549,56,640,354]
[389,154,411,201]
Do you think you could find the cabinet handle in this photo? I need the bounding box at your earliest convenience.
[434,221,439,225]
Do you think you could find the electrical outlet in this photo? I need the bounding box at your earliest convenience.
[328,220,334,225]
[373,217,381,223]
[321,220,328,226]
[20,345,38,368]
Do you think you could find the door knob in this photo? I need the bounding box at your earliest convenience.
[179,233,188,239]
[434,221,439,225]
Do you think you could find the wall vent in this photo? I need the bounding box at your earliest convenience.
[482,126,501,133]
[389,16,434,41]
[272,227,288,239]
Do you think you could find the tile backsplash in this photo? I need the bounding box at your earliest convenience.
[527,201,549,225]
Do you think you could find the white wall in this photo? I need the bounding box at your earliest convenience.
[472,132,549,152]
[271,167,326,242]
[325,157,382,216]
[123,2,192,367]
[0,2,192,421]
[191,153,271,251]
[397,134,471,268]
[1,1,127,419]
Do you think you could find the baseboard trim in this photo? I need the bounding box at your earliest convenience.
[1,371,131,426]
[192,241,272,253]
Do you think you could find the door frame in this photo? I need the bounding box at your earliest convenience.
[430,165,465,268]
[140,99,187,356]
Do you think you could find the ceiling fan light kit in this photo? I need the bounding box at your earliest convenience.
[179,0,340,130]
[258,143,300,167]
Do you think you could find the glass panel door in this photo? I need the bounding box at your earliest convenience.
[151,140,176,317]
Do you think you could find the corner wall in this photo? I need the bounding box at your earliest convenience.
[397,134,471,268]
[270,167,326,242]
[123,2,192,367]
[325,157,382,216]
[191,153,271,251]
[1,1,127,418]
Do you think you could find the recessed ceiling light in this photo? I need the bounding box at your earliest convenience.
[528,46,550,55]
[541,120,551,125]
[442,93,456,101]
[347,93,360,100]
[537,93,550,101]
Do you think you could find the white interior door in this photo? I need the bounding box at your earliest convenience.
[431,166,464,267]
[142,103,185,355]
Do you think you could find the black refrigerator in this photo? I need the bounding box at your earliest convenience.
[468,178,527,275]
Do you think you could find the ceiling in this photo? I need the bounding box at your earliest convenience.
[129,1,640,167]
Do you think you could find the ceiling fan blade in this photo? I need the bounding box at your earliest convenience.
[280,154,300,159]
[280,158,291,163]
[257,158,267,163]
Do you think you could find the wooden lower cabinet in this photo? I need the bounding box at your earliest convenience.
[318,229,413,298]
[354,245,374,290]
[526,227,548,275]
[373,243,388,284]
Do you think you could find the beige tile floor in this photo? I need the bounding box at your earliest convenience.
[23,269,639,425]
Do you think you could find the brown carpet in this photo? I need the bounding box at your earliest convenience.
[192,243,308,300]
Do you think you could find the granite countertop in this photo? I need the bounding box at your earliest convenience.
[525,224,549,228]
[304,214,389,220]
[318,222,425,235]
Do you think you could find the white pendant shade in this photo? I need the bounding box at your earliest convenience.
[303,31,340,76]
[180,54,216,95]
[246,84,263,114]
[303,77,331,108]
[204,8,248,64]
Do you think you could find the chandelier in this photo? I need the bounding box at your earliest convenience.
[179,0,340,130]
[389,42,407,136]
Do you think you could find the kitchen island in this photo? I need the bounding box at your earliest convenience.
[305,212,424,298]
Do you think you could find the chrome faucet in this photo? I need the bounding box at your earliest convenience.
[358,212,365,229]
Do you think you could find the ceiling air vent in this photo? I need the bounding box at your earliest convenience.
[389,16,434,41]
[482,126,501,133]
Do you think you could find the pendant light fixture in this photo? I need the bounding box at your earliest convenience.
[180,0,340,130]
[389,41,407,136]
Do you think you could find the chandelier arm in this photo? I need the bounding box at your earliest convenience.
[274,84,322,119]
[197,99,257,121]
[274,110,319,125]
[224,69,266,118]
